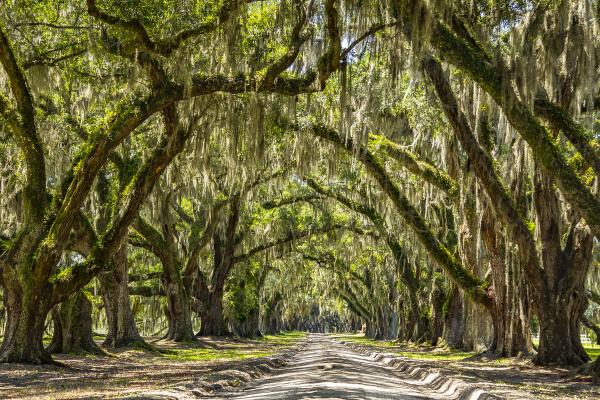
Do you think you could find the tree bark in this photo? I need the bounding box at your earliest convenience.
[261,292,282,335]
[100,246,145,347]
[443,286,465,349]
[232,306,261,338]
[47,291,103,354]
[429,273,445,346]
[197,288,229,336]
[532,171,593,366]
[163,276,195,341]
[0,270,53,363]
[196,201,240,337]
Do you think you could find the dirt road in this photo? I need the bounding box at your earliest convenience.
[219,334,484,399]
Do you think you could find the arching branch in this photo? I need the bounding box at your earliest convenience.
[262,193,323,209]
[534,96,600,178]
[87,0,260,56]
[400,0,600,237]
[370,134,459,199]
[233,223,346,264]
[310,124,491,307]
[422,56,543,288]
[0,25,46,226]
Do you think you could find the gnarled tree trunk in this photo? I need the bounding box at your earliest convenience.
[163,276,195,341]
[48,291,103,354]
[197,287,229,336]
[100,246,145,347]
[0,270,53,363]
[533,171,593,366]
[443,286,465,349]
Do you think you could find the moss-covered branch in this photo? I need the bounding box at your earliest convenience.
[369,134,459,199]
[262,193,323,209]
[310,124,491,307]
[234,224,346,264]
[87,0,259,57]
[305,178,420,295]
[131,216,169,262]
[423,56,544,288]
[534,96,600,178]
[0,24,47,226]
[410,1,600,237]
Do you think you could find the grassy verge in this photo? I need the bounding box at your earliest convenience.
[330,333,476,361]
[336,334,600,362]
[166,331,307,362]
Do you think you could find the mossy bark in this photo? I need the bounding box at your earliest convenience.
[443,286,465,349]
[429,273,445,346]
[482,207,533,357]
[197,288,229,336]
[425,57,534,356]
[425,11,600,238]
[163,277,195,342]
[0,263,53,363]
[100,246,146,348]
[48,291,103,355]
[532,171,593,366]
[196,200,240,337]
[261,292,282,335]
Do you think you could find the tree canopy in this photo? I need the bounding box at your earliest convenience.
[1,0,600,382]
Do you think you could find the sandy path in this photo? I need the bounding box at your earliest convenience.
[219,334,448,400]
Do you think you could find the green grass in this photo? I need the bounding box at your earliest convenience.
[331,333,476,361]
[259,331,308,345]
[166,348,273,362]
[166,331,306,362]
[585,344,600,359]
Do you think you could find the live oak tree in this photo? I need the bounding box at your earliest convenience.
[1,0,600,380]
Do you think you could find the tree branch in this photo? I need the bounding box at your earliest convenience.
[422,56,543,289]
[310,123,491,306]
[0,24,47,226]
[407,0,600,238]
[370,134,459,199]
[87,0,260,56]
[234,223,346,264]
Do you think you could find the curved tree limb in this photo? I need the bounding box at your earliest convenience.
[310,124,491,307]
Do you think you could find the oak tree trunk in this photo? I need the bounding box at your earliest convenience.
[164,279,196,341]
[100,246,145,347]
[197,289,229,336]
[0,270,53,363]
[48,291,103,354]
[443,286,465,349]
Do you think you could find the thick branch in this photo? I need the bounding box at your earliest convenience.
[311,124,491,306]
[234,224,345,264]
[262,193,322,209]
[0,25,46,225]
[412,3,600,237]
[88,0,259,56]
[131,216,169,262]
[370,134,459,199]
[423,56,543,288]
[534,96,600,178]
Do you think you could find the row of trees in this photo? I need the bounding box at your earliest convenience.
[1,0,600,379]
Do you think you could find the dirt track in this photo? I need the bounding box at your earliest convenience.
[219,334,491,400]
